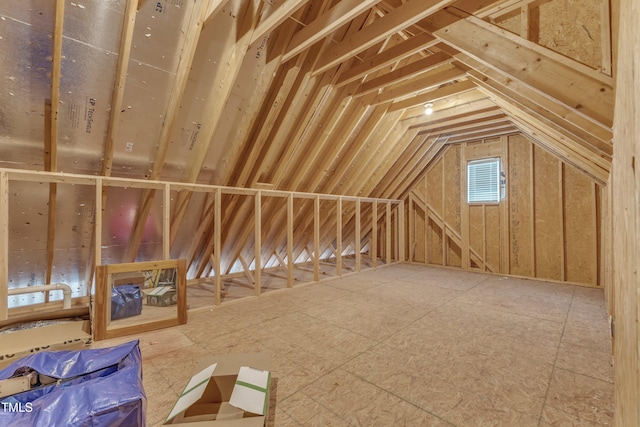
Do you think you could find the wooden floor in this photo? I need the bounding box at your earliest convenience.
[93,264,614,426]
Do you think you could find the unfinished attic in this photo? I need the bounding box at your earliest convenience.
[1,0,638,425]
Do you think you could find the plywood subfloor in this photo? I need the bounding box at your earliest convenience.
[92,264,613,426]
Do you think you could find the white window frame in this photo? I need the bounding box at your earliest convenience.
[467,157,502,204]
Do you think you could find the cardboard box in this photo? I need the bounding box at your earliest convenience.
[164,353,271,426]
[145,286,177,307]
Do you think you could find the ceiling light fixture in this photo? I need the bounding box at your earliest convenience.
[424,103,433,115]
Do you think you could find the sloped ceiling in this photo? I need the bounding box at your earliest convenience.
[0,0,613,285]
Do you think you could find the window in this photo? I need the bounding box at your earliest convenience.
[467,158,501,203]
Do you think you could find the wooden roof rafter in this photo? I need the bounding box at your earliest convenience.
[312,0,457,76]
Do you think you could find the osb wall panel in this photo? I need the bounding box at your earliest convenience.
[469,205,484,261]
[496,0,603,70]
[427,158,443,212]
[443,146,462,267]
[407,133,601,287]
[612,0,640,422]
[413,204,425,263]
[508,134,535,277]
[485,205,501,272]
[564,165,598,285]
[427,219,443,265]
[533,145,564,281]
[443,146,461,235]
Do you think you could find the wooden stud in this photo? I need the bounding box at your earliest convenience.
[371,201,378,268]
[336,197,343,277]
[386,202,392,264]
[500,136,510,274]
[102,0,139,177]
[442,150,447,265]
[520,3,540,43]
[408,197,414,261]
[214,188,222,305]
[44,0,65,292]
[287,194,294,287]
[460,144,470,269]
[399,201,405,262]
[94,179,103,278]
[424,174,428,264]
[592,181,599,286]
[163,184,170,259]
[600,0,612,76]
[255,191,262,296]
[0,172,8,320]
[530,142,536,277]
[314,195,320,281]
[355,200,361,272]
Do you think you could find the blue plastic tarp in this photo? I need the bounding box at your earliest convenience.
[0,340,146,426]
[111,284,143,320]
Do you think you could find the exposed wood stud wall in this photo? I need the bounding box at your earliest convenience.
[408,133,602,287]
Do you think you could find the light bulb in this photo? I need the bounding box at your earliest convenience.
[424,103,433,115]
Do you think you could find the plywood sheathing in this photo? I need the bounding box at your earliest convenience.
[408,133,601,287]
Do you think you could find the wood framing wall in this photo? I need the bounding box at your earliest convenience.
[0,168,403,321]
[408,133,601,287]
[611,0,639,423]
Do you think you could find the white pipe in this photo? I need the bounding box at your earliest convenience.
[8,283,73,309]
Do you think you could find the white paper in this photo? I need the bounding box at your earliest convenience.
[166,363,217,421]
[229,366,270,415]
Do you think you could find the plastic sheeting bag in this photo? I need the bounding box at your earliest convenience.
[111,284,143,320]
[0,340,146,426]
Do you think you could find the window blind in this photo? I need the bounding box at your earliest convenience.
[467,158,500,203]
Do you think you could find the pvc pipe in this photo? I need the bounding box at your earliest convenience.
[8,283,73,309]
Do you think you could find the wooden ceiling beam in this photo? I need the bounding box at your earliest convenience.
[170,0,261,247]
[492,96,610,183]
[428,8,614,128]
[250,0,310,46]
[217,7,368,272]
[439,122,517,142]
[414,114,510,135]
[346,126,420,196]
[371,64,466,105]
[467,69,613,157]
[400,88,488,119]
[371,132,433,198]
[44,0,66,289]
[402,98,498,126]
[390,136,451,200]
[313,0,456,76]
[320,105,398,195]
[335,32,439,87]
[103,0,139,177]
[354,51,452,97]
[216,4,315,188]
[282,0,385,63]
[124,0,211,262]
[389,78,476,112]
